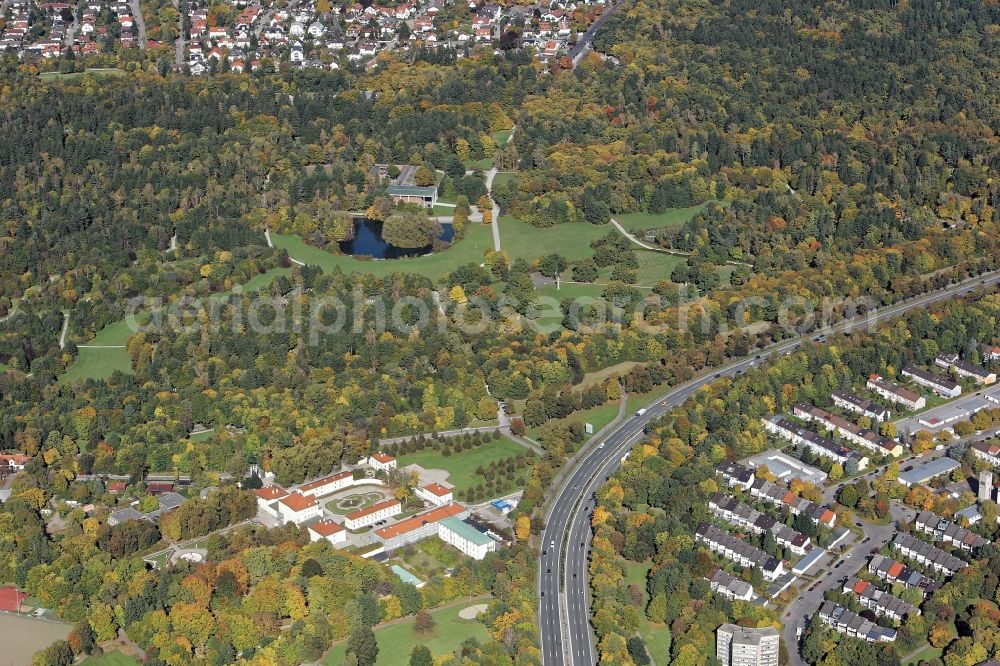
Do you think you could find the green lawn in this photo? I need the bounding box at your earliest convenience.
[79,314,148,346]
[499,216,615,264]
[432,204,456,217]
[272,226,494,281]
[322,601,491,665]
[145,549,173,568]
[903,644,942,666]
[233,267,293,294]
[397,436,532,493]
[79,651,141,666]
[614,201,722,233]
[534,282,606,302]
[579,361,641,389]
[60,347,134,383]
[491,172,516,191]
[39,68,126,82]
[464,157,493,171]
[528,398,623,441]
[189,429,215,442]
[493,129,513,146]
[621,560,671,665]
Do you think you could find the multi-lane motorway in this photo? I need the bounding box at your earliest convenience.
[538,269,1000,666]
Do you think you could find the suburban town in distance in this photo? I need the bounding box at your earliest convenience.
[3,0,1000,664]
[1,0,616,73]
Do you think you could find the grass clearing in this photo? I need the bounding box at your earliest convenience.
[396,436,532,493]
[493,129,513,146]
[79,651,142,666]
[189,429,215,442]
[499,216,613,263]
[40,68,126,82]
[60,347,134,382]
[491,171,517,191]
[904,644,942,665]
[272,225,494,281]
[322,601,491,665]
[613,201,722,233]
[621,560,671,665]
[579,361,641,389]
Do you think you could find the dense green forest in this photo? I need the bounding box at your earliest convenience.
[4,0,1000,663]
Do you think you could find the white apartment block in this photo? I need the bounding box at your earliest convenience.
[437,516,496,560]
[344,498,402,530]
[308,518,347,545]
[716,624,779,666]
[277,492,322,525]
[298,470,353,497]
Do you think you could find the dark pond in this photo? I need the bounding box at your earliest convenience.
[339,217,454,259]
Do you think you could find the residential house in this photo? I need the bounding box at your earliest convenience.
[709,570,754,601]
[793,403,902,457]
[902,364,962,398]
[914,511,989,551]
[891,532,968,576]
[817,601,897,642]
[762,416,869,469]
[868,554,938,593]
[842,577,919,621]
[716,460,755,491]
[971,441,1000,467]
[708,493,812,555]
[867,374,926,410]
[831,389,890,421]
[934,353,996,385]
[694,523,785,580]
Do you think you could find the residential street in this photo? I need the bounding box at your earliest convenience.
[130,0,147,48]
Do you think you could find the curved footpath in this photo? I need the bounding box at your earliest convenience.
[538,269,1000,666]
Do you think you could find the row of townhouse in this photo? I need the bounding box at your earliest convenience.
[914,511,989,551]
[972,441,1000,467]
[934,353,997,385]
[762,416,870,470]
[708,493,812,555]
[867,374,926,411]
[716,461,838,527]
[831,389,891,421]
[793,402,903,457]
[694,523,785,580]
[818,601,897,642]
[842,577,920,621]
[902,364,962,399]
[868,554,940,594]
[891,532,968,576]
[708,569,755,601]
